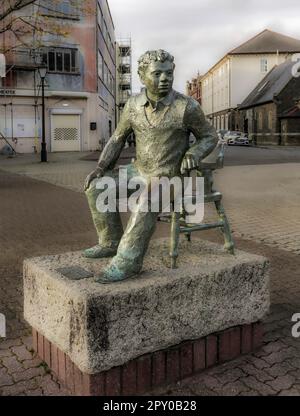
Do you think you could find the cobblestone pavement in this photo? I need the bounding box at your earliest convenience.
[0,153,300,396]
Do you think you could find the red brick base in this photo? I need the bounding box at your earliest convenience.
[32,322,263,396]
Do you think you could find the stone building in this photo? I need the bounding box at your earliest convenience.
[0,0,117,153]
[238,59,300,145]
[198,29,300,131]
[186,75,202,105]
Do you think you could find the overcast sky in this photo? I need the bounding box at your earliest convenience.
[109,0,300,93]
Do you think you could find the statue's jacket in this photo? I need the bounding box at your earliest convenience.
[98,89,218,179]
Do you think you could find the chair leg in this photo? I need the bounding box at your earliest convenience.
[185,233,191,242]
[214,200,235,254]
[170,211,181,268]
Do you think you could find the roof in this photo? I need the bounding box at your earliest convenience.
[239,59,295,109]
[200,29,300,81]
[279,104,300,118]
[229,29,300,55]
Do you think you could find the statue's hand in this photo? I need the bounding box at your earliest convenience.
[180,153,197,174]
[84,167,104,191]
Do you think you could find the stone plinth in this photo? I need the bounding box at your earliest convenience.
[23,239,270,376]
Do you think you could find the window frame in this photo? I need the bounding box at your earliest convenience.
[260,58,268,73]
[42,48,79,74]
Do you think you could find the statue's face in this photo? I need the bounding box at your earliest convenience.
[140,60,174,97]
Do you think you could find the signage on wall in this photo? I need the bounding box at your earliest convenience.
[0,89,16,95]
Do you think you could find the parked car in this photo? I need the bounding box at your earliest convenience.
[229,136,250,146]
[224,131,250,146]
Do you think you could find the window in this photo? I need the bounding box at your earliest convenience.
[258,112,263,129]
[56,52,63,72]
[258,81,269,93]
[64,53,71,72]
[48,51,55,71]
[103,22,108,44]
[109,73,113,93]
[41,0,79,20]
[268,110,273,129]
[97,8,103,28]
[42,48,79,73]
[98,51,103,80]
[99,56,115,95]
[260,58,268,73]
[104,64,108,87]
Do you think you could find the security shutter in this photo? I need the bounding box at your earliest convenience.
[51,114,81,152]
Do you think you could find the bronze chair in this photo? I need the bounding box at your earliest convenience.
[158,143,235,268]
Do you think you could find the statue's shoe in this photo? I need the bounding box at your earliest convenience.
[83,245,117,258]
[95,263,140,284]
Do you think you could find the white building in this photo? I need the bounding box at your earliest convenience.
[201,29,300,130]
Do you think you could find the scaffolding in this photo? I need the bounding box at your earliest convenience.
[0,2,44,153]
[116,38,132,118]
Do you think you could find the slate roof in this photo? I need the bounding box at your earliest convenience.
[239,59,296,109]
[279,104,300,118]
[229,29,300,55]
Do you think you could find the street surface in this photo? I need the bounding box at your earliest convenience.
[0,145,299,395]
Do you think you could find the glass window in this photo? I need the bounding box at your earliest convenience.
[268,111,273,129]
[97,8,102,27]
[98,51,103,80]
[48,51,55,71]
[46,48,78,73]
[56,52,63,72]
[110,74,113,93]
[258,112,263,129]
[71,50,77,72]
[103,64,108,86]
[41,0,79,19]
[103,22,107,41]
[42,52,48,67]
[260,58,268,73]
[64,52,71,72]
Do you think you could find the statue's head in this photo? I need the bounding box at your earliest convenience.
[138,49,175,98]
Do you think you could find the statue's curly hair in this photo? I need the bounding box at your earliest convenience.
[138,49,175,77]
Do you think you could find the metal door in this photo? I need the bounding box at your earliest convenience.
[51,114,81,152]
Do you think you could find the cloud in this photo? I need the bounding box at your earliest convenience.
[109,0,300,93]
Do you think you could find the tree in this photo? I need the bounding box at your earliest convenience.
[0,0,94,54]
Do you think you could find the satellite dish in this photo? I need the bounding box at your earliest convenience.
[0,54,6,78]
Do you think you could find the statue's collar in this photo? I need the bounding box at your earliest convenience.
[138,89,175,107]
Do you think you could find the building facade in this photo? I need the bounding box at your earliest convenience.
[0,0,116,153]
[186,75,202,105]
[238,59,300,146]
[198,30,300,131]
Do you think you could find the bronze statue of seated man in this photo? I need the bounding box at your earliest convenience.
[84,49,218,283]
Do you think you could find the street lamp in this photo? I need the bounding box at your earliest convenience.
[38,66,47,162]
